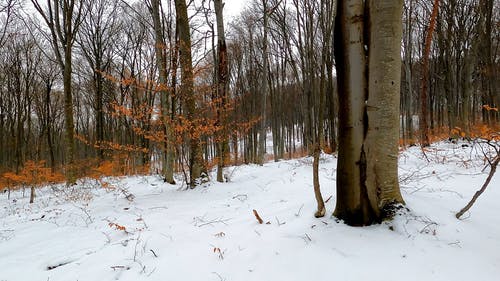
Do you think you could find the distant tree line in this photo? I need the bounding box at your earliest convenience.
[0,0,498,190]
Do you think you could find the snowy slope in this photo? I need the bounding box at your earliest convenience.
[0,141,498,281]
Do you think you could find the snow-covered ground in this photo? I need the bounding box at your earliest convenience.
[1,141,499,281]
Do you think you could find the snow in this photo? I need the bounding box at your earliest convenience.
[1,141,499,281]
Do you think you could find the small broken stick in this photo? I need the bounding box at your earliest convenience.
[253,209,263,224]
[111,265,130,271]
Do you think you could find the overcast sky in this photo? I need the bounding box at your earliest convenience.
[222,0,247,19]
[24,0,248,23]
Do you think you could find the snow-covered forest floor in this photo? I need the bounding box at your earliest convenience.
[1,141,499,281]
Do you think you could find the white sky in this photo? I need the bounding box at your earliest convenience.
[24,0,248,24]
[222,0,248,19]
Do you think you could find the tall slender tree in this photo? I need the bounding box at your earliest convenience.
[257,0,269,165]
[149,0,176,184]
[78,0,120,160]
[174,0,204,186]
[420,0,439,147]
[214,0,229,182]
[31,0,85,184]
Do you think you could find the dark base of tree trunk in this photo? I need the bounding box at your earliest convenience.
[380,202,408,220]
[29,186,35,204]
[334,201,406,226]
[334,206,379,227]
[163,178,176,185]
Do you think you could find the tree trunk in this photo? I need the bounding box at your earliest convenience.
[214,0,229,182]
[333,0,371,225]
[479,0,498,123]
[334,0,405,226]
[150,0,175,184]
[63,40,76,185]
[257,0,269,165]
[174,0,204,186]
[420,0,439,147]
[30,186,35,204]
[45,81,55,172]
[30,0,81,185]
[364,0,405,218]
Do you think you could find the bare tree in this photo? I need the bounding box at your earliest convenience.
[174,0,205,186]
[78,0,120,160]
[35,48,60,172]
[0,0,17,48]
[257,0,269,165]
[148,0,176,184]
[30,0,85,184]
[420,0,439,147]
[214,0,229,182]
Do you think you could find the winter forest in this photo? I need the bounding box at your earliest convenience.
[0,0,499,280]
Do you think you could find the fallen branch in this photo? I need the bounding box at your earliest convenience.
[150,249,158,258]
[110,265,130,271]
[295,204,304,217]
[196,217,231,227]
[232,194,247,201]
[303,233,312,243]
[47,261,71,270]
[456,155,499,219]
[253,209,263,224]
[120,187,135,201]
[275,216,286,226]
[212,271,226,281]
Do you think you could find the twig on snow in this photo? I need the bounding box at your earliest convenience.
[150,249,158,258]
[232,194,247,201]
[110,265,130,271]
[275,216,286,226]
[456,155,499,219]
[133,233,141,262]
[302,233,312,243]
[295,204,304,217]
[196,217,231,227]
[253,209,263,224]
[212,271,226,281]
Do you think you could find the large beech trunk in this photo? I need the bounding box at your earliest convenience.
[334,0,404,226]
[364,0,405,217]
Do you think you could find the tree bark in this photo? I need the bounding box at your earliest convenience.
[150,0,175,184]
[174,0,204,186]
[63,34,76,184]
[214,0,229,182]
[334,0,371,225]
[364,0,405,217]
[45,80,55,172]
[420,0,439,147]
[334,0,405,226]
[257,0,269,165]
